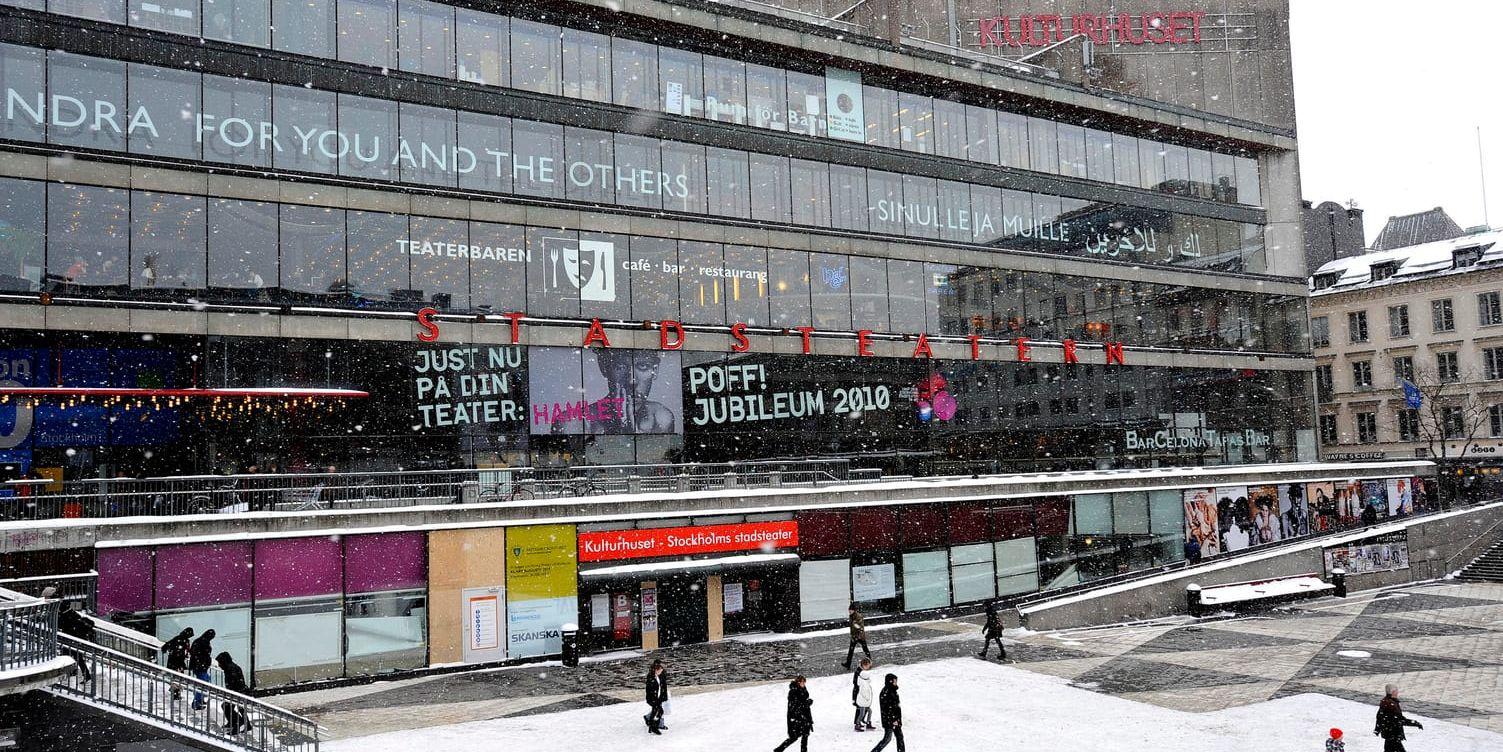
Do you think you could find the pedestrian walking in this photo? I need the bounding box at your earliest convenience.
[852,658,875,732]
[57,601,95,684]
[643,659,668,735]
[1326,727,1345,752]
[1184,537,1202,564]
[869,674,904,752]
[1374,684,1422,752]
[977,601,1006,660]
[162,627,194,702]
[841,603,870,668]
[773,675,814,752]
[216,652,253,735]
[188,629,217,710]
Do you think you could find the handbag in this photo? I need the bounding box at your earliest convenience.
[662,700,672,715]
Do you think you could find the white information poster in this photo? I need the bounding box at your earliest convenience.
[641,587,659,633]
[824,67,866,141]
[852,563,897,602]
[665,81,685,114]
[590,593,610,628]
[507,597,576,659]
[461,586,505,664]
[723,582,744,614]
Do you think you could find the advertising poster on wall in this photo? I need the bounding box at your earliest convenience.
[1386,478,1414,517]
[1325,531,1410,575]
[1279,482,1310,539]
[1248,485,1282,545]
[1306,481,1337,532]
[1213,485,1251,552]
[461,586,505,664]
[1183,488,1220,557]
[1361,480,1388,519]
[411,344,527,431]
[1334,480,1364,522]
[505,524,578,659]
[851,563,897,602]
[581,348,683,435]
[823,68,866,142]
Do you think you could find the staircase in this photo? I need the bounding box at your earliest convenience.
[1457,537,1503,582]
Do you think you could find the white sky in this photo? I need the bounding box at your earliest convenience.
[1291,0,1503,245]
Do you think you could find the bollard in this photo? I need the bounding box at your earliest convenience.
[1186,583,1203,617]
[1331,568,1347,598]
[560,622,580,668]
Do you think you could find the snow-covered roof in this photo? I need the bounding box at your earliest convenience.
[1310,228,1503,295]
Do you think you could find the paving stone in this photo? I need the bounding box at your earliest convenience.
[1070,657,1269,694]
[1135,644,1324,682]
[1127,624,1309,654]
[1359,592,1503,616]
[1294,645,1484,681]
[1332,615,1494,643]
[1118,680,1283,713]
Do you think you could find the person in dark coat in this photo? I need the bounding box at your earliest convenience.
[1183,537,1202,564]
[774,676,814,752]
[841,603,871,668]
[57,602,95,683]
[978,601,1006,660]
[162,627,194,702]
[1374,684,1422,751]
[869,674,904,752]
[643,659,668,735]
[188,629,216,710]
[216,652,252,735]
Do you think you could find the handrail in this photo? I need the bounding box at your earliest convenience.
[0,597,60,672]
[53,633,319,752]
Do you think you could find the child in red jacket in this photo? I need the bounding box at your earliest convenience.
[1325,728,1345,752]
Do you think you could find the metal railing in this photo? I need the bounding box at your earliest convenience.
[53,634,320,752]
[0,459,876,521]
[0,596,61,672]
[0,572,98,611]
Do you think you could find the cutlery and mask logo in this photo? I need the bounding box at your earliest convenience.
[542,237,616,302]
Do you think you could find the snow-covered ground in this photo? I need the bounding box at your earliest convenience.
[323,657,1502,751]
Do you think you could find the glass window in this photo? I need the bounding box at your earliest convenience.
[346,210,409,303]
[457,111,511,194]
[932,99,966,159]
[1348,310,1368,343]
[611,38,656,109]
[937,180,971,243]
[204,0,269,47]
[1027,117,1059,174]
[901,174,939,240]
[657,47,704,118]
[397,0,453,77]
[1438,350,1460,382]
[48,53,126,152]
[207,198,277,295]
[131,192,205,292]
[0,44,45,144]
[628,236,678,321]
[1112,491,1150,533]
[790,159,830,228]
[467,221,525,312]
[1085,128,1114,183]
[886,259,925,331]
[49,185,128,289]
[562,28,611,101]
[995,537,1039,596]
[1480,291,1503,326]
[279,205,345,296]
[924,262,956,334]
[398,102,456,187]
[971,185,1003,244]
[510,120,564,198]
[901,550,950,612]
[1138,139,1167,190]
[659,141,707,214]
[612,133,661,210]
[455,9,506,86]
[767,248,810,328]
[51,0,125,23]
[997,111,1029,169]
[1072,493,1112,534]
[1234,155,1261,205]
[703,56,747,125]
[578,231,629,321]
[343,533,426,676]
[706,147,750,219]
[1433,298,1455,332]
[678,240,724,325]
[338,94,398,180]
[1056,123,1087,178]
[785,70,825,138]
[1163,144,1191,193]
[849,256,888,331]
[524,227,578,318]
[863,86,899,150]
[1318,414,1337,445]
[203,74,271,168]
[1112,133,1140,187]
[1311,316,1329,348]
[898,92,933,154]
[749,154,792,224]
[274,84,337,175]
[510,19,561,95]
[950,543,995,604]
[407,216,468,309]
[1188,148,1214,199]
[1211,151,1237,202]
[829,165,869,232]
[125,64,200,160]
[866,170,904,236]
[1389,304,1411,337]
[274,0,335,58]
[716,244,768,326]
[964,105,996,164]
[130,0,199,36]
[563,127,615,205]
[251,537,342,686]
[745,64,786,131]
[0,178,45,292]
[809,252,851,330]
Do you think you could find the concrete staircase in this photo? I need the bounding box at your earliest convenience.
[1457,537,1503,582]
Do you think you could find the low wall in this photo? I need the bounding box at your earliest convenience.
[1018,501,1503,631]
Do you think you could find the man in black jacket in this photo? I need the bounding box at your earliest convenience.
[643,659,668,735]
[188,629,216,710]
[842,603,871,669]
[216,652,252,735]
[57,602,95,683]
[774,676,814,752]
[1375,684,1422,752]
[162,627,194,702]
[870,674,904,752]
[978,601,1006,660]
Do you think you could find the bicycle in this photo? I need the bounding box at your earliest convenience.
[476,480,535,504]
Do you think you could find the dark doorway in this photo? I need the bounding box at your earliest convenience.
[657,576,707,647]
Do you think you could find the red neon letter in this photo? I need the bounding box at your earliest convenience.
[968,335,982,361]
[978,17,1002,48]
[796,326,816,354]
[659,320,684,350]
[730,322,751,353]
[1105,341,1126,365]
[1062,339,1079,364]
[912,334,933,359]
[503,311,525,344]
[583,318,611,348]
[416,307,440,342]
[1015,336,1031,362]
[857,330,875,357]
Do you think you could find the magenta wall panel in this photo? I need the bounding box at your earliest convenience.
[154,541,253,610]
[97,547,154,617]
[254,536,342,601]
[343,532,426,593]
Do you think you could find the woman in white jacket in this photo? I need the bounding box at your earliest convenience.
[852,658,876,731]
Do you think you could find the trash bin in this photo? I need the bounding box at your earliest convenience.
[560,622,580,667]
[1186,584,1203,617]
[1331,568,1347,598]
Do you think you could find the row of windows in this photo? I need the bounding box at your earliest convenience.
[1315,350,1466,396]
[1312,294,1503,349]
[1318,405,1501,445]
[0,177,1308,352]
[0,45,1263,271]
[4,0,1263,207]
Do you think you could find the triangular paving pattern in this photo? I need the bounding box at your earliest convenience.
[1138,643,1325,683]
[1294,643,1482,680]
[1126,624,1310,654]
[1360,591,1503,616]
[1378,603,1503,630]
[1070,656,1269,694]
[1333,615,1494,643]
[1293,669,1500,719]
[1033,626,1180,658]
[1013,656,1118,681]
[1195,612,1358,644]
[1352,632,1503,663]
[1273,680,1487,720]
[1118,680,1284,713]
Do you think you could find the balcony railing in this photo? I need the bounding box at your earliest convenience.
[0,596,61,673]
